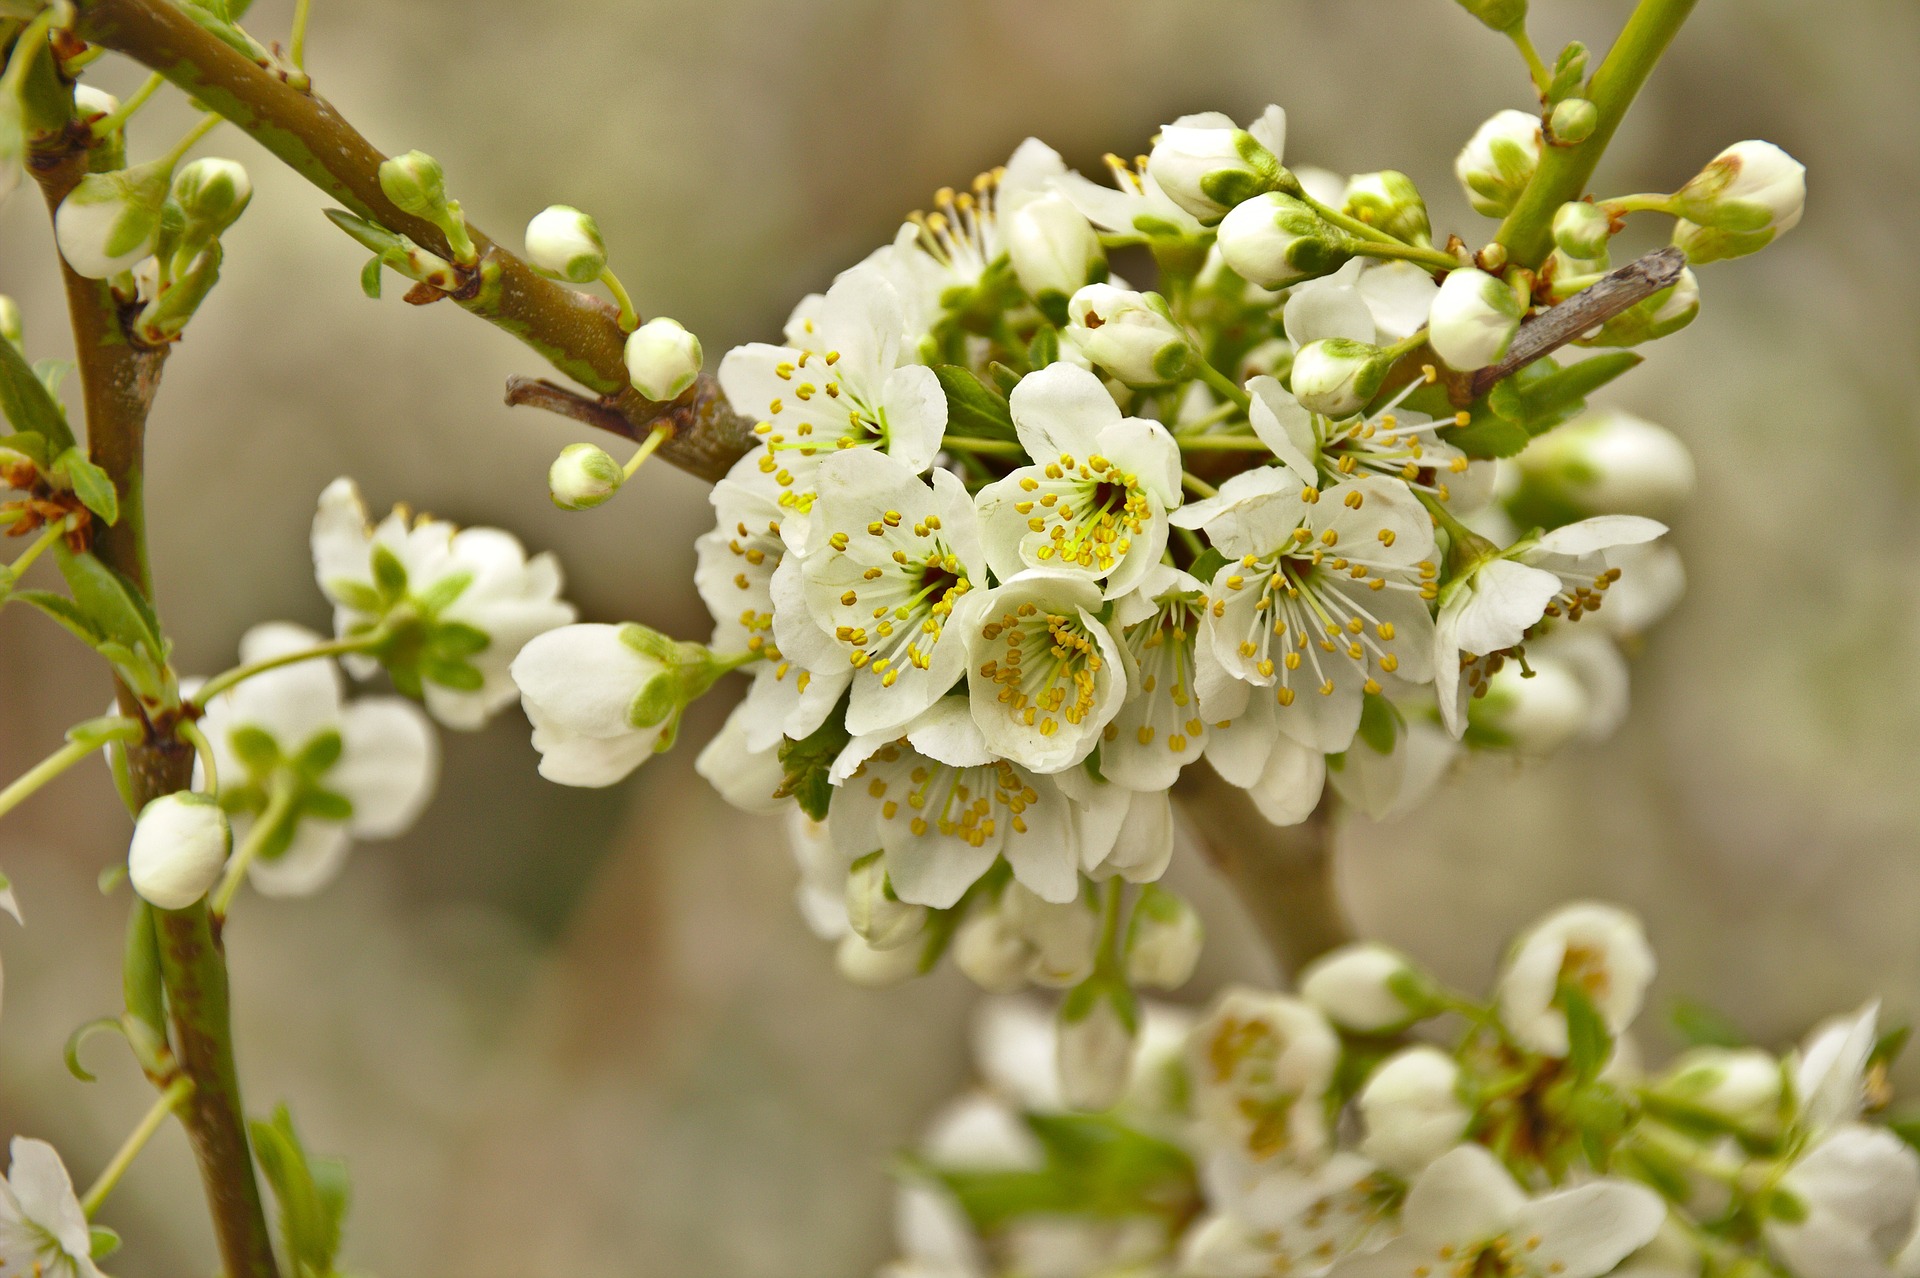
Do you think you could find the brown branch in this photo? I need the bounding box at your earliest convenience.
[70,0,759,482]
[1175,769,1352,978]
[29,95,281,1278]
[1468,246,1688,398]
[503,376,636,439]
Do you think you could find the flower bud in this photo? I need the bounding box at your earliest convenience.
[54,157,175,278]
[1552,201,1611,260]
[73,85,120,122]
[1455,109,1543,218]
[1672,140,1805,236]
[1452,0,1526,30]
[547,442,625,511]
[1549,98,1599,145]
[1216,192,1353,289]
[1289,338,1390,418]
[954,903,1032,993]
[1299,942,1439,1033]
[379,150,451,223]
[1007,193,1105,314]
[1659,1047,1785,1133]
[1582,266,1699,344]
[1497,901,1655,1058]
[1343,170,1431,246]
[846,852,928,951]
[1125,886,1202,990]
[1671,216,1777,266]
[525,204,608,284]
[835,932,922,987]
[0,295,21,350]
[128,793,231,910]
[1517,409,1695,518]
[1003,883,1097,988]
[1062,284,1193,387]
[1428,267,1525,372]
[1057,982,1137,1112]
[1358,1047,1470,1176]
[1145,106,1287,225]
[1470,657,1590,755]
[171,157,252,247]
[623,316,702,401]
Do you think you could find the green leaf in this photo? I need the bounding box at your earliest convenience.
[933,365,1019,443]
[52,448,120,525]
[776,699,853,822]
[1489,352,1642,436]
[250,1105,347,1278]
[0,329,76,453]
[1027,325,1060,370]
[11,589,106,646]
[360,255,385,300]
[0,431,52,470]
[54,544,165,658]
[1560,980,1610,1080]
[32,359,73,403]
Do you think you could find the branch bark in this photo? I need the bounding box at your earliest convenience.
[1175,769,1353,978]
[29,107,281,1278]
[70,0,758,482]
[1467,246,1686,398]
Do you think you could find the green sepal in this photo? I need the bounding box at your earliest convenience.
[369,543,408,602]
[1187,547,1228,585]
[931,1112,1198,1232]
[1667,999,1748,1049]
[427,619,489,659]
[933,365,1020,443]
[123,898,168,1041]
[1355,692,1403,756]
[294,729,344,777]
[415,570,474,615]
[420,656,484,692]
[326,578,386,616]
[51,447,120,525]
[89,1226,121,1261]
[777,699,853,822]
[1548,41,1590,103]
[0,327,76,453]
[1027,324,1061,370]
[299,787,354,824]
[1560,979,1610,1081]
[360,255,385,300]
[230,725,281,775]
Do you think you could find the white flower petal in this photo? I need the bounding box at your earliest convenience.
[333,698,438,837]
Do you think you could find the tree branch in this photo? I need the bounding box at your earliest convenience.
[1175,769,1352,978]
[1468,246,1685,397]
[70,0,758,482]
[29,97,280,1278]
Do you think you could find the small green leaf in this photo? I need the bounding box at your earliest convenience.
[89,1226,121,1260]
[0,431,52,470]
[250,1105,347,1277]
[933,365,1019,443]
[0,330,76,453]
[52,448,120,525]
[776,699,853,822]
[360,254,385,299]
[1560,980,1610,1080]
[12,589,107,646]
[123,899,167,1041]
[33,359,74,403]
[1027,325,1061,370]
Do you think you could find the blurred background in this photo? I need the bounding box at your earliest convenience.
[1,0,1916,1273]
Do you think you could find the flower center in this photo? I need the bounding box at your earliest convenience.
[976,601,1105,738]
[1010,453,1150,574]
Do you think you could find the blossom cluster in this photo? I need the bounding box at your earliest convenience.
[509,104,1756,1003]
[883,904,1919,1278]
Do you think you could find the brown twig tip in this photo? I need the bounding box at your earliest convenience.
[504,375,638,440]
[1469,246,1688,398]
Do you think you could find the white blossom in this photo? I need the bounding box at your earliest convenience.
[1098,565,1210,792]
[845,851,928,951]
[1179,1154,1393,1278]
[1178,471,1436,754]
[879,1182,986,1278]
[1145,105,1287,225]
[54,159,170,278]
[693,699,787,815]
[1766,1125,1920,1278]
[310,478,575,730]
[128,792,229,910]
[196,622,437,897]
[1328,1144,1663,1278]
[894,138,1067,308]
[1516,409,1696,519]
[1188,987,1341,1170]
[547,442,624,511]
[1055,151,1208,242]
[523,204,606,282]
[510,623,694,787]
[1469,652,1596,755]
[1057,986,1136,1112]
[623,316,702,401]
[1428,266,1525,372]
[1245,373,1489,512]
[974,362,1182,599]
[1299,942,1432,1034]
[1061,284,1193,387]
[1791,1000,1881,1136]
[1673,140,1805,237]
[1356,1047,1469,1178]
[1217,192,1353,290]
[1496,901,1656,1058]
[0,1137,103,1278]
[1125,886,1203,989]
[1006,192,1105,307]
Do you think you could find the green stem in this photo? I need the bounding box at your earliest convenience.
[177,718,217,797]
[1176,434,1270,453]
[1600,192,1678,217]
[1298,192,1401,247]
[598,266,639,333]
[0,724,137,823]
[81,1075,194,1218]
[939,436,1026,458]
[90,70,165,138]
[5,518,68,579]
[622,424,670,478]
[1193,359,1251,409]
[288,0,312,69]
[0,7,57,100]
[191,631,385,705]
[1180,471,1218,499]
[1508,24,1552,96]
[1494,0,1701,268]
[157,110,225,172]
[1351,240,1460,273]
[210,780,298,918]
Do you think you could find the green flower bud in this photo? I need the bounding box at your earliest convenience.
[1428,266,1525,372]
[1453,0,1526,31]
[54,156,176,278]
[1216,191,1353,289]
[1145,106,1288,225]
[1580,267,1699,346]
[171,157,253,246]
[1455,109,1543,218]
[623,316,702,401]
[1126,886,1203,990]
[1551,201,1612,260]
[1549,97,1599,145]
[524,204,608,284]
[72,85,120,123]
[1289,337,1390,418]
[1671,217,1776,266]
[378,150,450,221]
[1062,284,1193,387]
[548,442,625,511]
[1343,170,1431,246]
[1672,140,1805,236]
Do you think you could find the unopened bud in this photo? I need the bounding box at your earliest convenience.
[1551,201,1612,260]
[1057,981,1137,1112]
[846,852,927,951]
[1452,0,1526,31]
[0,295,20,349]
[1003,882,1097,988]
[1062,284,1193,387]
[1471,657,1590,755]
[1358,1047,1470,1175]
[72,85,120,122]
[548,442,625,511]
[835,932,922,987]
[1582,266,1698,345]
[1518,409,1695,518]
[54,157,175,278]
[1146,106,1288,225]
[1549,98,1598,145]
[1343,171,1431,246]
[1289,338,1390,418]
[1672,140,1804,236]
[525,204,608,284]
[954,901,1032,993]
[1299,942,1439,1033]
[1658,1047,1784,1133]
[1216,192,1353,289]
[1455,109,1543,218]
[128,793,231,910]
[379,150,450,222]
[623,316,702,401]
[1125,886,1203,989]
[1428,267,1525,372]
[1671,216,1776,266]
[1007,192,1106,316]
[172,157,252,237]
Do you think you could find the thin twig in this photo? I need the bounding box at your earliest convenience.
[504,376,640,442]
[1468,246,1686,398]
